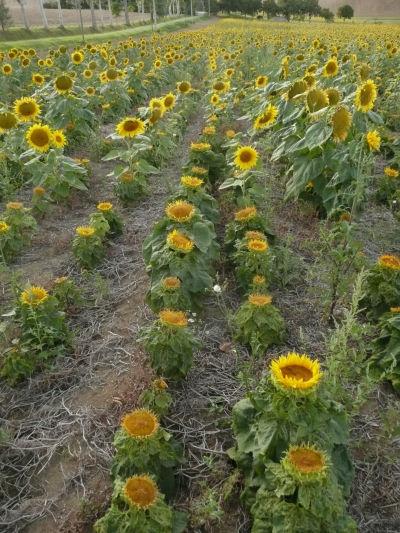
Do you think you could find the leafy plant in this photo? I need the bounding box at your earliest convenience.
[369,310,400,392]
[72,225,106,269]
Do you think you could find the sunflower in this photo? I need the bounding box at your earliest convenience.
[248,293,272,306]
[225,129,236,139]
[384,167,399,178]
[390,307,400,313]
[83,69,93,79]
[71,50,84,64]
[116,117,146,138]
[165,200,195,223]
[282,444,328,483]
[210,93,220,105]
[326,88,341,106]
[332,107,352,142]
[378,254,400,270]
[234,206,257,222]
[153,378,168,390]
[121,409,159,439]
[0,221,10,234]
[245,230,266,240]
[191,142,211,152]
[33,186,46,196]
[26,124,53,153]
[52,129,67,149]
[163,92,176,110]
[255,75,268,88]
[159,309,188,327]
[191,166,208,176]
[203,126,216,136]
[54,75,73,94]
[213,80,229,93]
[287,80,308,100]
[167,229,194,253]
[32,73,45,86]
[20,286,49,306]
[149,97,165,114]
[97,202,113,212]
[163,277,181,290]
[355,79,377,112]
[252,275,266,286]
[270,352,322,393]
[14,97,41,122]
[177,81,191,93]
[323,57,339,77]
[366,130,381,151]
[2,64,12,75]
[6,201,23,210]
[86,86,96,96]
[76,226,95,237]
[234,146,258,171]
[254,104,278,130]
[180,175,203,189]
[124,476,158,510]
[248,239,268,252]
[0,112,17,133]
[306,89,329,113]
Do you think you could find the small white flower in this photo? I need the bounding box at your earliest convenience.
[192,312,197,317]
[393,200,397,204]
[188,318,195,323]
[213,284,222,293]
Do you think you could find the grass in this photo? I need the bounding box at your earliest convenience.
[0,16,202,51]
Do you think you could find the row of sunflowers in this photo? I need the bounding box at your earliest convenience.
[0,16,400,532]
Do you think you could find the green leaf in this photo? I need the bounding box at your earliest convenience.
[285,156,324,200]
[304,122,333,150]
[191,222,212,253]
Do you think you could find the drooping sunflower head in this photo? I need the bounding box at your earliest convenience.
[366,130,381,151]
[97,202,113,212]
[306,89,329,113]
[181,175,204,189]
[163,92,176,110]
[162,277,181,291]
[177,80,192,94]
[159,309,188,328]
[14,97,41,122]
[384,167,399,178]
[323,57,339,77]
[203,125,216,136]
[0,111,17,133]
[120,172,135,183]
[116,117,146,138]
[270,352,322,394]
[225,129,236,139]
[359,63,371,82]
[247,237,268,253]
[121,409,159,439]
[26,124,53,153]
[165,200,195,223]
[282,444,328,483]
[234,206,257,222]
[153,377,168,390]
[123,475,158,510]
[254,104,278,130]
[166,229,194,254]
[326,88,341,106]
[54,74,73,94]
[76,226,95,237]
[287,79,308,100]
[248,293,272,307]
[149,97,165,113]
[234,146,258,171]
[332,106,352,143]
[20,286,49,307]
[378,254,400,270]
[355,79,377,112]
[52,129,67,149]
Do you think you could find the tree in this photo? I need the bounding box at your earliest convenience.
[56,0,64,27]
[88,0,98,29]
[320,7,333,21]
[337,4,354,20]
[301,0,320,20]
[0,0,12,31]
[37,0,49,29]
[16,0,29,30]
[242,0,262,16]
[263,0,279,18]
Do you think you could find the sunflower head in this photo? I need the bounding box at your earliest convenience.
[255,75,268,88]
[191,142,211,152]
[121,409,159,439]
[153,378,168,390]
[165,200,195,223]
[234,206,257,222]
[159,309,188,328]
[163,92,176,110]
[54,75,73,94]
[225,129,236,139]
[162,277,181,290]
[247,239,268,253]
[270,352,322,394]
[332,107,352,142]
[14,97,41,122]
[282,444,328,483]
[0,112,17,133]
[355,79,377,113]
[181,175,204,189]
[378,254,400,270]
[123,476,158,509]
[20,286,49,306]
[384,167,399,178]
[97,202,113,212]
[166,229,194,253]
[76,226,95,237]
[71,50,84,64]
[326,88,341,106]
[245,230,265,241]
[0,221,10,234]
[287,79,308,100]
[323,57,339,77]
[191,166,208,176]
[52,129,67,149]
[234,146,258,171]
[248,293,272,306]
[116,117,146,138]
[6,201,23,210]
[366,130,381,151]
[177,81,191,93]
[32,73,45,85]
[120,172,135,183]
[254,104,278,130]
[26,124,53,153]
[252,274,266,286]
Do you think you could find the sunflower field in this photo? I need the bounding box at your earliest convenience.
[0,16,400,533]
